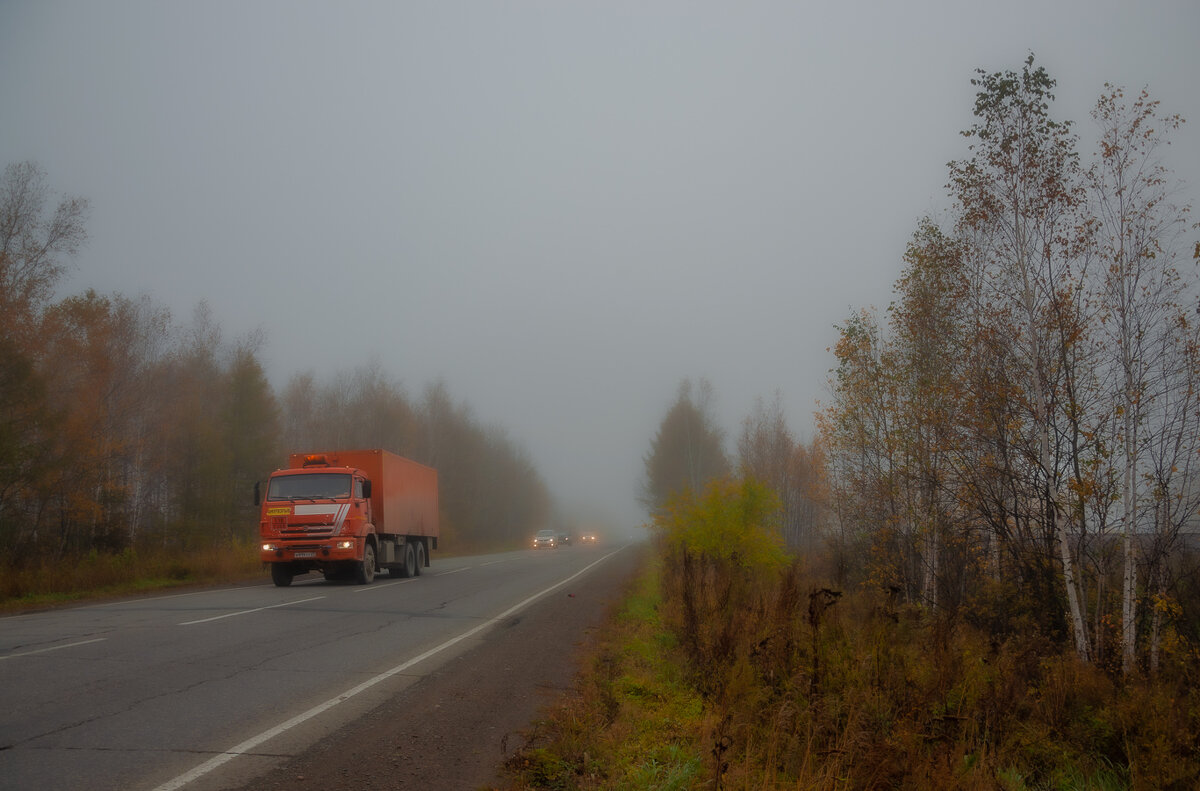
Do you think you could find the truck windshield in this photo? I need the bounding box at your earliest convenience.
[267,473,352,501]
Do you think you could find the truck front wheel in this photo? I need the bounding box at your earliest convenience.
[270,563,294,587]
[355,543,376,585]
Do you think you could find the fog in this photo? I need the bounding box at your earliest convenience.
[3,1,1198,529]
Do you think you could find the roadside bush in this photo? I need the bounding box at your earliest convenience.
[653,477,787,702]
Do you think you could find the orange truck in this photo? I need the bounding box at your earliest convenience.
[257,449,438,587]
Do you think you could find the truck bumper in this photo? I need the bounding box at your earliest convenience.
[261,539,360,565]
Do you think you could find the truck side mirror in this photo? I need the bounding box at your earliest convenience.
[254,481,261,507]
[362,480,372,499]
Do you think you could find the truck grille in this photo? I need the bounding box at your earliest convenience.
[282,526,334,535]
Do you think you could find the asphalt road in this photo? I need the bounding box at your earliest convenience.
[0,542,640,791]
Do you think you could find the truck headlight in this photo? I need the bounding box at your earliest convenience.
[336,540,354,550]
[262,543,276,552]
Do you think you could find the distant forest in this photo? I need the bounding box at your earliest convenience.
[0,161,550,562]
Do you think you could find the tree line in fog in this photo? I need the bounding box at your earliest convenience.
[641,377,827,554]
[0,161,549,563]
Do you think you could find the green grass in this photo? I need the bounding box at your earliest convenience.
[501,554,708,790]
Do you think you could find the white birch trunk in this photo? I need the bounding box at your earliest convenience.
[1023,271,1091,663]
[1120,417,1138,675]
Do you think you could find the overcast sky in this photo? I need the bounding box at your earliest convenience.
[3,1,1198,530]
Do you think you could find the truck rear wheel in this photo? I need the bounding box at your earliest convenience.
[388,543,418,578]
[414,541,426,575]
[355,543,376,585]
[403,543,417,578]
[270,563,293,587]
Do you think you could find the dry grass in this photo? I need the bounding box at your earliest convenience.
[0,541,263,611]
[498,544,1200,791]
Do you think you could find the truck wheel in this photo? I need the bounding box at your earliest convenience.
[414,541,426,575]
[355,543,376,585]
[271,563,293,587]
[400,543,416,578]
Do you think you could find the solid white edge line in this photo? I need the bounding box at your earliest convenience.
[178,596,326,626]
[0,638,106,661]
[150,545,627,791]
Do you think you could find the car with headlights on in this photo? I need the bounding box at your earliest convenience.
[533,529,558,549]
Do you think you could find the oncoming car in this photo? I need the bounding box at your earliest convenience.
[533,529,558,549]
[580,532,598,544]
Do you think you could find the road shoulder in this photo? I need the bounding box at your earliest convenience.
[221,544,643,791]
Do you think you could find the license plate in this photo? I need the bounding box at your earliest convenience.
[293,552,316,558]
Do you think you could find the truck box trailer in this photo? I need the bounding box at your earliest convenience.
[258,449,438,586]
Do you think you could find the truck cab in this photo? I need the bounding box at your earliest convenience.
[259,456,376,586]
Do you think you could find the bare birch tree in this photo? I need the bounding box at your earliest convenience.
[947,55,1092,659]
[0,161,88,344]
[1089,85,1195,674]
